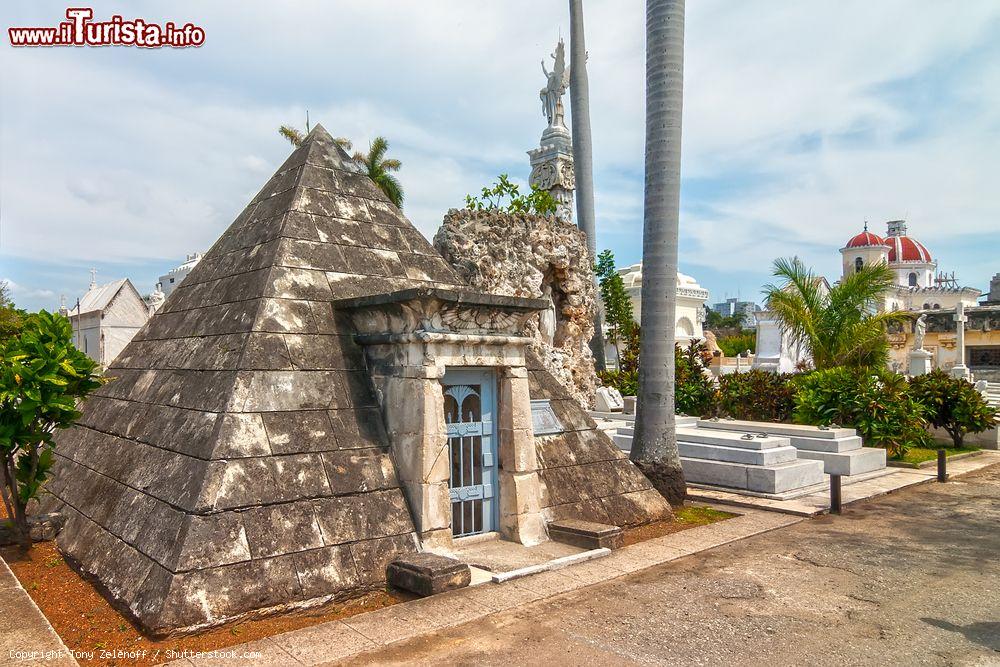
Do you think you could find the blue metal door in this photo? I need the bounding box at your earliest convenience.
[442,368,498,537]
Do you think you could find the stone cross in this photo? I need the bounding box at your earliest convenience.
[951,302,970,379]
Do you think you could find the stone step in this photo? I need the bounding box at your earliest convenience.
[697,419,864,452]
[680,457,825,494]
[698,418,856,440]
[796,447,887,476]
[676,426,791,451]
[678,441,799,466]
[613,433,632,451]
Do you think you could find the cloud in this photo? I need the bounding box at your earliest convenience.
[2,0,998,313]
[2,278,56,301]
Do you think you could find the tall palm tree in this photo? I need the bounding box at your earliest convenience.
[569,0,606,371]
[630,0,686,505]
[353,136,404,209]
[763,257,903,370]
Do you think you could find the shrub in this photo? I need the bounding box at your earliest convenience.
[909,370,998,447]
[675,340,716,417]
[716,331,756,357]
[0,311,104,547]
[792,367,929,458]
[717,370,796,422]
[598,369,637,397]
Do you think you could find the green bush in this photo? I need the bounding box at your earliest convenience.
[597,369,637,397]
[675,341,716,417]
[715,331,756,357]
[909,370,998,447]
[792,367,929,459]
[601,340,717,416]
[1,311,104,547]
[717,370,796,422]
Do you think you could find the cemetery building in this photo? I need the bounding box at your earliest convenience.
[840,220,981,311]
[757,220,985,374]
[615,263,709,343]
[65,277,151,369]
[43,126,671,636]
[157,252,203,298]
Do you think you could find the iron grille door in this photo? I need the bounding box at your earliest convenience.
[442,369,497,537]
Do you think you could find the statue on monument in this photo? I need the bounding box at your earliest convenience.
[913,313,927,351]
[540,39,570,129]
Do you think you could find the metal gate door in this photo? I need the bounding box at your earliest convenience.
[442,368,497,537]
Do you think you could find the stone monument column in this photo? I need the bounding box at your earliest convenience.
[529,39,576,223]
[951,302,970,380]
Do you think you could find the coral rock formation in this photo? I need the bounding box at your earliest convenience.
[434,209,597,407]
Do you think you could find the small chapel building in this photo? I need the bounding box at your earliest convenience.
[64,277,150,369]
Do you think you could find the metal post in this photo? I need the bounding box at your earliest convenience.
[830,474,842,514]
[937,449,947,482]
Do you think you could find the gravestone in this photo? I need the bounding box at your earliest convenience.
[595,386,624,413]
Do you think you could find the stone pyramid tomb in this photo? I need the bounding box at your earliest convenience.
[45,126,670,635]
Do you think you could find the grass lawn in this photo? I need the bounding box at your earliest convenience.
[893,444,980,465]
[674,505,737,526]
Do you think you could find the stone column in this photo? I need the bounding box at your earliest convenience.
[528,126,576,223]
[497,366,547,546]
[374,364,453,548]
[951,302,970,380]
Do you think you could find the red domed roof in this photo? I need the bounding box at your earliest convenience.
[884,235,932,263]
[845,230,885,248]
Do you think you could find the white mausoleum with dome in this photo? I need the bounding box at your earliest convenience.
[603,264,709,368]
[840,219,980,311]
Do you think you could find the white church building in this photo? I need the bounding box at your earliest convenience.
[755,219,982,372]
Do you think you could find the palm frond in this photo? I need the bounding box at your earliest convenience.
[367,136,389,165]
[380,158,402,171]
[376,173,404,209]
[278,125,305,147]
[334,137,353,152]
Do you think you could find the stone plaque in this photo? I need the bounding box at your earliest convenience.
[531,399,564,435]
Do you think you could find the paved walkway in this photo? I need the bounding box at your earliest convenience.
[688,450,1000,515]
[334,461,1000,666]
[1,552,76,666]
[163,507,800,666]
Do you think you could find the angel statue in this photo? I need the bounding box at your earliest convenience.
[540,38,570,128]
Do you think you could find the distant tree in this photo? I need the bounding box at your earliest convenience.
[353,136,405,209]
[705,308,747,331]
[0,282,23,342]
[594,250,638,373]
[763,257,903,370]
[464,174,558,216]
[0,311,104,548]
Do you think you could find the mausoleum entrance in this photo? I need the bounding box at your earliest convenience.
[443,368,499,537]
[335,287,550,548]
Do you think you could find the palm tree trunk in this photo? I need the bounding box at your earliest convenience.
[568,0,607,372]
[631,0,686,505]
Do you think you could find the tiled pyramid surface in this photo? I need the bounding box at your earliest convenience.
[45,126,465,634]
[45,125,670,635]
[527,351,673,526]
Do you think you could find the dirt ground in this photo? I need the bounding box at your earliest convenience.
[341,464,1000,667]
